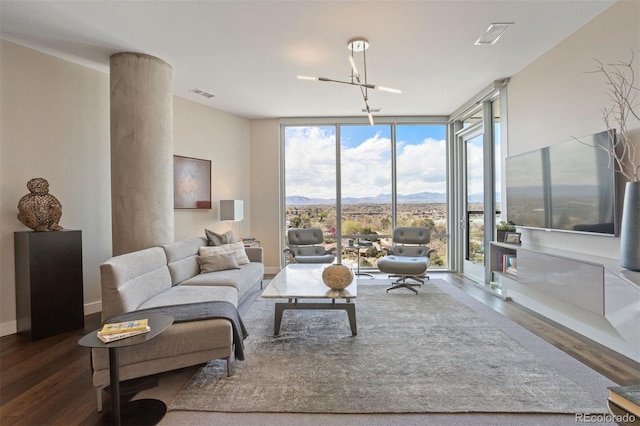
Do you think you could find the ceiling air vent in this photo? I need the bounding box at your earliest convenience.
[474,23,513,45]
[190,88,215,98]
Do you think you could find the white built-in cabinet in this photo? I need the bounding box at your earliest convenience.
[489,241,640,363]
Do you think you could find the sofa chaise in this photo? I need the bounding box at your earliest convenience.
[90,236,263,410]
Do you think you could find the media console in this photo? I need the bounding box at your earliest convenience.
[490,241,640,363]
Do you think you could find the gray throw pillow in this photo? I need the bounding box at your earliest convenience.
[205,229,237,246]
[196,253,241,274]
[199,242,250,265]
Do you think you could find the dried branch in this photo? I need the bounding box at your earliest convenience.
[585,51,640,182]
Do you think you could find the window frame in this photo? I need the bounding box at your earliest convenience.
[280,116,450,270]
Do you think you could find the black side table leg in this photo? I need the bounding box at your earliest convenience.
[108,347,121,426]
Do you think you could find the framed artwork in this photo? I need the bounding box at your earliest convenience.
[504,232,522,245]
[173,155,211,209]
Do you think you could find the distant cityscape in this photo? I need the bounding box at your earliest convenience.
[286,199,452,269]
[286,190,488,206]
[285,192,499,269]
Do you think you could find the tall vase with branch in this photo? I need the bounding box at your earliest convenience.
[589,51,640,270]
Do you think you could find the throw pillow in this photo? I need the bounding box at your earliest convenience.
[199,241,250,265]
[197,253,240,274]
[205,229,237,246]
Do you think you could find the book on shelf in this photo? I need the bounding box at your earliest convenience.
[505,255,517,276]
[100,318,148,336]
[608,385,640,417]
[499,253,517,276]
[496,250,506,272]
[97,326,151,343]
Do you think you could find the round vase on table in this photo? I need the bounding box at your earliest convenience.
[620,181,640,271]
[322,264,354,290]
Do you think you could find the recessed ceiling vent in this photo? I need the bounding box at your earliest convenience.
[474,23,513,45]
[190,88,215,98]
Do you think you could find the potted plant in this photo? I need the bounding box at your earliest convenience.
[496,221,516,243]
[588,52,639,270]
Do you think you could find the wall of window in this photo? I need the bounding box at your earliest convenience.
[283,119,448,269]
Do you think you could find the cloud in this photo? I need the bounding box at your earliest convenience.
[285,126,337,198]
[285,126,451,199]
[396,138,447,194]
[341,133,392,196]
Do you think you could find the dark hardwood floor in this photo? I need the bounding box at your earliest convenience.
[1,272,638,425]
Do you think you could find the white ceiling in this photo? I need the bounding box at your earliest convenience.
[0,0,616,119]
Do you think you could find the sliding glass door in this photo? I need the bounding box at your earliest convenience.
[463,129,486,281]
[453,94,503,284]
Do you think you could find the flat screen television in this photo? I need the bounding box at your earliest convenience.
[505,130,618,236]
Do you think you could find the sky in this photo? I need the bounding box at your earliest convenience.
[284,124,474,200]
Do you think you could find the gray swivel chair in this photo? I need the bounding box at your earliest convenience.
[377,227,435,294]
[284,228,336,264]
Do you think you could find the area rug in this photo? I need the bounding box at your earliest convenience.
[168,282,607,414]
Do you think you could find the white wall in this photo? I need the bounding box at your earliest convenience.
[505,1,640,361]
[507,0,639,257]
[0,40,111,334]
[0,41,253,336]
[250,119,281,274]
[173,97,251,241]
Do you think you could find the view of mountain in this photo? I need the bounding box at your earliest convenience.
[286,191,452,205]
[286,191,492,205]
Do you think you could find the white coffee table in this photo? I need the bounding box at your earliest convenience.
[261,264,357,336]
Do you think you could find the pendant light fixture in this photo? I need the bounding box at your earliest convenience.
[298,38,401,125]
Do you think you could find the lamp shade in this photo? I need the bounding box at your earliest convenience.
[220,200,244,221]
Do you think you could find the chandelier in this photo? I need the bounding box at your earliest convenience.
[297,38,401,125]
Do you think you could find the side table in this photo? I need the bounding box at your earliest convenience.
[242,239,260,247]
[78,313,174,426]
[344,243,375,278]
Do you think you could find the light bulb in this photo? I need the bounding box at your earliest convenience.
[349,55,359,76]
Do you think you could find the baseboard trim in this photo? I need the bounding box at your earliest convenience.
[265,266,281,275]
[0,320,17,337]
[1,301,102,337]
[84,300,102,316]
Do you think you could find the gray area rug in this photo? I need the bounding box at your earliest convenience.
[169,282,607,414]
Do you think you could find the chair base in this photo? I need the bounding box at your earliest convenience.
[386,276,426,294]
[387,274,429,285]
[386,281,419,294]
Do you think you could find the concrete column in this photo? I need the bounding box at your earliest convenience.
[110,52,174,255]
